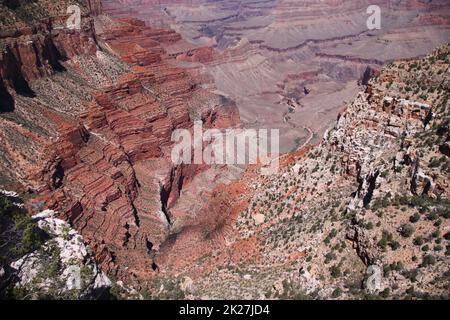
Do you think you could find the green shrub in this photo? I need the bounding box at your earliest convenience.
[413,236,424,246]
[330,265,342,278]
[402,269,419,282]
[409,213,420,223]
[331,287,342,298]
[378,230,394,250]
[427,212,438,221]
[324,252,336,264]
[421,254,436,267]
[380,288,390,298]
[400,224,414,238]
[0,195,45,263]
[390,241,400,250]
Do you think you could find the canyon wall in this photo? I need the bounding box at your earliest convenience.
[101,0,450,152]
[0,0,448,299]
[0,0,241,286]
[149,45,449,300]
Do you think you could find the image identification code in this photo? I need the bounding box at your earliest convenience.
[179,304,270,317]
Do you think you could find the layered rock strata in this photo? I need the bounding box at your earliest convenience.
[0,0,240,285]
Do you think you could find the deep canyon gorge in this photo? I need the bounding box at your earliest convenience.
[0,0,449,299]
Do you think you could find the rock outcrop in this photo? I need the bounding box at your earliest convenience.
[0,1,97,97]
[101,0,450,151]
[0,1,448,300]
[149,45,449,300]
[10,209,111,299]
[0,0,241,288]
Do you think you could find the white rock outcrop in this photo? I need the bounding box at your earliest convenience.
[10,209,111,299]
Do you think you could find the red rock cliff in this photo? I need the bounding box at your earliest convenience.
[0,1,240,284]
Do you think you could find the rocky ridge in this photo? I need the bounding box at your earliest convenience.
[10,209,112,299]
[149,45,449,300]
[0,1,448,300]
[101,0,450,151]
[0,0,242,292]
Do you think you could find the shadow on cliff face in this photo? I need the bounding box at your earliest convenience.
[43,36,67,73]
[12,76,34,98]
[2,50,35,98]
[4,0,42,8]
[2,0,23,10]
[2,35,68,99]
[0,80,14,112]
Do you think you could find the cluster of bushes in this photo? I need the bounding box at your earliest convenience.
[275,279,316,300]
[0,194,46,298]
[0,195,45,264]
[378,230,400,251]
[400,224,415,238]
[143,278,185,300]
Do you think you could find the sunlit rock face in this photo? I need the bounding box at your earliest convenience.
[102,0,450,151]
[0,0,241,286]
[10,209,111,299]
[0,1,449,300]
